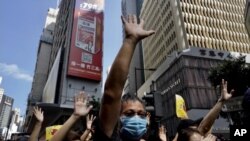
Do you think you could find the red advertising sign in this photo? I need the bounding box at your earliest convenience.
[68,0,104,81]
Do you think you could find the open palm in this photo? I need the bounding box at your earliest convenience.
[74,92,93,117]
[33,106,44,123]
[220,79,234,101]
[158,125,167,141]
[86,114,96,130]
[122,15,155,42]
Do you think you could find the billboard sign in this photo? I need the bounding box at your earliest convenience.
[67,0,104,81]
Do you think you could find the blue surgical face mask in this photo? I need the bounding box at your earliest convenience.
[120,115,147,140]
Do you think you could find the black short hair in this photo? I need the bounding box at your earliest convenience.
[121,93,145,111]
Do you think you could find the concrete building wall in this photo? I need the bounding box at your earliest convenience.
[29,8,58,102]
[30,42,52,102]
[180,0,249,52]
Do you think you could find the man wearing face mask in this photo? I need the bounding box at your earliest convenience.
[92,15,155,141]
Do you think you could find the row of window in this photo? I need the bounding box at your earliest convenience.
[182,13,246,34]
[143,10,174,64]
[144,28,176,70]
[180,0,244,14]
[187,34,250,53]
[181,6,243,24]
[142,1,178,80]
[180,0,245,6]
[50,0,72,69]
[144,36,178,80]
[184,23,249,43]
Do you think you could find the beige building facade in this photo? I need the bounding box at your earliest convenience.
[140,0,250,79]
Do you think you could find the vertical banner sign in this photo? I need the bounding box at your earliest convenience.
[68,0,104,81]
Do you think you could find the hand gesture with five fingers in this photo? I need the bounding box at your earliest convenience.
[74,91,93,117]
[121,15,155,42]
[158,125,167,141]
[202,134,216,141]
[33,106,44,123]
[219,79,234,102]
[86,114,96,130]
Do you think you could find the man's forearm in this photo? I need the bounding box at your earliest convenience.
[198,101,224,135]
[100,38,138,137]
[29,122,42,141]
[104,38,137,97]
[50,114,79,141]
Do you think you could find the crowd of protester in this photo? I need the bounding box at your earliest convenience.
[7,15,250,141]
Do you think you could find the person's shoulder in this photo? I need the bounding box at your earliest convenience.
[92,117,121,141]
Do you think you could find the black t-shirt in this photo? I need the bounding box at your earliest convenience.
[92,118,121,141]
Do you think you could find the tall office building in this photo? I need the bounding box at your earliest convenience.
[25,8,58,132]
[138,0,250,138]
[6,108,23,139]
[25,0,104,138]
[0,95,14,128]
[29,8,58,104]
[140,0,250,80]
[121,0,145,94]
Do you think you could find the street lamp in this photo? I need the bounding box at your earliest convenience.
[134,67,156,96]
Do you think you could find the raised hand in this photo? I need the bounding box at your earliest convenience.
[86,114,96,130]
[33,106,44,123]
[121,15,155,43]
[146,112,151,126]
[158,125,167,141]
[219,79,234,102]
[202,134,216,141]
[74,91,93,117]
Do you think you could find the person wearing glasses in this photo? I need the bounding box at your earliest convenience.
[93,14,155,141]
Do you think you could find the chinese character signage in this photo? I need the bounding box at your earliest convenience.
[68,0,104,81]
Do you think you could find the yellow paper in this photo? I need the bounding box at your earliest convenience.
[175,94,188,119]
[46,125,62,141]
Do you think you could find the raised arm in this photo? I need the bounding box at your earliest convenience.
[29,106,44,141]
[50,92,92,141]
[99,15,155,137]
[198,79,233,135]
[80,114,96,141]
[158,125,167,141]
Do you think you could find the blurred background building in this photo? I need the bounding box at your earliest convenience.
[0,94,14,140]
[24,0,104,139]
